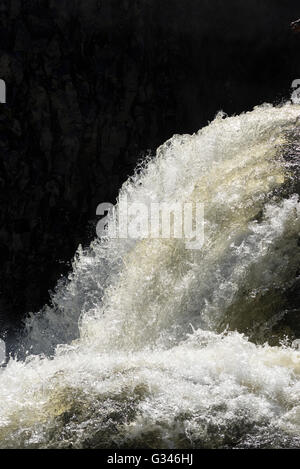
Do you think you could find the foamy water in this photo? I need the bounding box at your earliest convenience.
[1,103,300,448]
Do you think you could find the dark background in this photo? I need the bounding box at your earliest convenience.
[0,0,299,337]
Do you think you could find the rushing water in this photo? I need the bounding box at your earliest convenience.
[1,103,300,448]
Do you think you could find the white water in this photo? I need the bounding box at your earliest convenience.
[1,103,300,448]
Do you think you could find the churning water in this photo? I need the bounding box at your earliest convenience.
[1,103,300,448]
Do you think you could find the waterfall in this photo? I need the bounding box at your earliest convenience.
[1,103,300,448]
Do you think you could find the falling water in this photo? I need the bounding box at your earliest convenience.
[1,103,300,448]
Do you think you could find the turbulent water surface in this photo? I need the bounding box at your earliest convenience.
[1,103,300,448]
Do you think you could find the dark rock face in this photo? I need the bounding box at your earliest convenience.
[0,0,299,336]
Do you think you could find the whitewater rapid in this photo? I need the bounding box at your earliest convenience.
[0,103,300,448]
